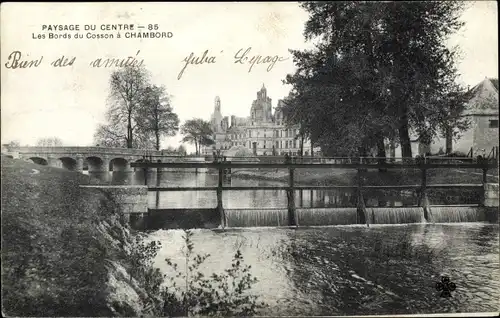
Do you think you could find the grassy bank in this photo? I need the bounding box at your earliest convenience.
[1,157,155,316]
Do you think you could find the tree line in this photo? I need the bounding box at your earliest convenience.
[278,1,471,159]
[92,65,214,154]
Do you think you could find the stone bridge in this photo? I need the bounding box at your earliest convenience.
[6,146,184,172]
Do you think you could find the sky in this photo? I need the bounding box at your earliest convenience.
[1,1,498,152]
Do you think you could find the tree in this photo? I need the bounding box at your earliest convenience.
[438,87,471,154]
[180,119,214,156]
[36,137,63,147]
[5,140,20,151]
[137,85,179,151]
[177,145,187,156]
[93,123,127,148]
[283,1,466,158]
[94,123,156,149]
[104,65,150,148]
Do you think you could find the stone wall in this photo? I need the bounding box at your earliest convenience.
[473,115,499,153]
[79,185,148,222]
[484,183,499,207]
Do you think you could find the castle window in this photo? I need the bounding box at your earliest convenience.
[489,119,499,128]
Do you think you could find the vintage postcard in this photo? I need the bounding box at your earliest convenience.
[1,1,498,317]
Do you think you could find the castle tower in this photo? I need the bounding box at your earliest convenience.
[250,85,273,123]
[215,96,221,112]
[211,96,223,133]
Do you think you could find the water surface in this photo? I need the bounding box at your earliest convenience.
[148,223,499,316]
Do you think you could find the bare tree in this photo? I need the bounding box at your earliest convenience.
[5,140,20,151]
[94,122,156,149]
[106,65,150,148]
[36,137,63,147]
[93,123,127,147]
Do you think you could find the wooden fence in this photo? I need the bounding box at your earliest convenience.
[131,156,497,228]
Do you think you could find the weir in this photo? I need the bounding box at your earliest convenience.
[369,207,425,224]
[427,206,490,223]
[127,156,498,230]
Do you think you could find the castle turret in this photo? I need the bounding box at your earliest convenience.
[215,96,221,112]
[250,84,273,123]
[210,96,223,133]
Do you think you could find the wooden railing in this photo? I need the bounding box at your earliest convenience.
[131,156,497,228]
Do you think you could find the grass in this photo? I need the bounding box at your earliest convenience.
[1,156,149,316]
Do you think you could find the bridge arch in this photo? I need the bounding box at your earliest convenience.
[29,157,48,165]
[110,157,130,172]
[133,158,151,172]
[85,156,104,172]
[59,157,77,171]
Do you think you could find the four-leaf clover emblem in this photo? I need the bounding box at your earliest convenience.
[435,276,456,298]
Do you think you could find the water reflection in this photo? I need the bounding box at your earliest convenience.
[87,171,482,209]
[148,223,499,316]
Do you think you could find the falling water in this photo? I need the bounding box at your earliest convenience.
[296,208,358,226]
[225,207,360,227]
[428,206,484,223]
[225,208,288,228]
[224,207,485,227]
[369,207,425,224]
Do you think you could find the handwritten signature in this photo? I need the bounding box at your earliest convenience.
[3,48,289,80]
[177,47,289,80]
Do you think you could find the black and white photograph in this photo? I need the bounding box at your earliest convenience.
[1,1,498,317]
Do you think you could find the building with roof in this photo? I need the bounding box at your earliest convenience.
[428,77,499,156]
[202,85,321,157]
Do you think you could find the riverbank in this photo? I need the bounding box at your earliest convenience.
[230,167,499,186]
[1,157,157,316]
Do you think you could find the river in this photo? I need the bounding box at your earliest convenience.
[88,171,499,315]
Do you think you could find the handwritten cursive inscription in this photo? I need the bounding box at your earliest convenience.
[3,49,290,77]
[177,50,218,80]
[89,50,144,68]
[4,51,43,69]
[234,47,288,73]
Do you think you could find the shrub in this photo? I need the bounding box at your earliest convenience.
[130,230,266,317]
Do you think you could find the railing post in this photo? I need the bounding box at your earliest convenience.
[480,156,488,207]
[417,156,430,221]
[356,164,368,226]
[217,163,226,229]
[287,166,297,227]
[299,188,304,208]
